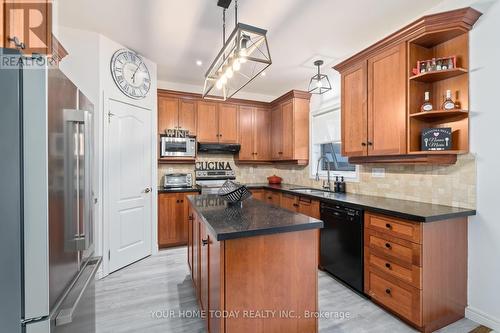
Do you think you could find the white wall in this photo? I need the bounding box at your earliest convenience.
[467,1,500,330]
[55,24,158,278]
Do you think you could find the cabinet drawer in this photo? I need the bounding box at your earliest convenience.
[366,212,421,243]
[368,252,421,289]
[367,230,421,266]
[367,271,422,326]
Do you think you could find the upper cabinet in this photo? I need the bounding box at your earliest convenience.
[197,102,238,144]
[270,91,311,165]
[157,89,311,165]
[237,106,271,162]
[367,43,407,156]
[335,7,481,165]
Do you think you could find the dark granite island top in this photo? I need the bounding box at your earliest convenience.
[246,183,476,222]
[187,194,323,241]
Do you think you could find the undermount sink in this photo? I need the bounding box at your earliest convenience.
[288,188,329,194]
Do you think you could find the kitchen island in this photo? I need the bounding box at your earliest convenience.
[187,195,323,333]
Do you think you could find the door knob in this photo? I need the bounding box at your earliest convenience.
[144,187,152,193]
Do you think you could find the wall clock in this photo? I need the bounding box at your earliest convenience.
[110,49,151,99]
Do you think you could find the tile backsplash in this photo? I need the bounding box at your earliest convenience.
[158,154,476,209]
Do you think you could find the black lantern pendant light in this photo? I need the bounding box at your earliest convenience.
[308,60,332,94]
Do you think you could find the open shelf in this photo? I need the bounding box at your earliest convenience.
[409,68,467,82]
[409,109,468,120]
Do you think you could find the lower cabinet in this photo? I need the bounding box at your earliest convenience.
[158,193,188,247]
[188,204,318,333]
[265,190,281,206]
[364,212,468,333]
[249,189,266,201]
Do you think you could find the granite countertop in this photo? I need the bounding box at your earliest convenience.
[246,183,476,222]
[187,194,323,241]
[158,186,201,194]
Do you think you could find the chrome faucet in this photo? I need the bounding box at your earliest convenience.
[316,155,332,191]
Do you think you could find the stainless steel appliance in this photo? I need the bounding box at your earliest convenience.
[163,173,193,189]
[197,143,240,154]
[320,202,364,294]
[0,49,101,333]
[195,162,236,194]
[160,136,196,157]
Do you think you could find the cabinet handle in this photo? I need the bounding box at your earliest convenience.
[180,199,184,203]
[385,223,392,229]
[385,263,392,269]
[202,238,209,246]
[361,142,367,146]
[8,36,25,49]
[293,203,299,207]
[385,288,392,295]
[176,200,180,203]
[368,141,373,146]
[188,215,193,221]
[385,242,392,249]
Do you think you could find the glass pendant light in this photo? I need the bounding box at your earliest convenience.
[203,0,272,101]
[308,60,332,95]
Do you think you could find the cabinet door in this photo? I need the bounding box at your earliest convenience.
[281,193,298,212]
[187,206,194,272]
[271,106,282,159]
[208,234,222,333]
[200,223,209,313]
[298,197,320,219]
[219,104,239,143]
[238,105,255,160]
[192,213,200,294]
[158,193,182,247]
[250,189,266,201]
[179,99,197,136]
[254,107,271,160]
[197,101,219,143]
[158,96,179,134]
[342,62,368,157]
[281,100,294,160]
[368,43,407,156]
[265,191,281,207]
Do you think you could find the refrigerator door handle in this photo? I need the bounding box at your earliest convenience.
[55,257,101,326]
[83,110,93,251]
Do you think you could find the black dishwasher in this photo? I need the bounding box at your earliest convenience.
[320,202,364,294]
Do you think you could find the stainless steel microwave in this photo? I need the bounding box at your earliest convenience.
[160,136,196,157]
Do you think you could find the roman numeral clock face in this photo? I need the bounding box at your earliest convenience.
[111,49,151,99]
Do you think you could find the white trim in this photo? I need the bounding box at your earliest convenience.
[466,306,500,332]
[309,105,359,182]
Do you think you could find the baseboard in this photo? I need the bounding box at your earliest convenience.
[466,306,500,332]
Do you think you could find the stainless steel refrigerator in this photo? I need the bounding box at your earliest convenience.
[0,48,101,333]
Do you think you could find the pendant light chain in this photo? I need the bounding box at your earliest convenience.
[235,0,238,26]
[222,9,226,45]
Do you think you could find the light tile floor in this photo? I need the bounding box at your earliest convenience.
[96,247,479,333]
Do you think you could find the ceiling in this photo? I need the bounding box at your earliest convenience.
[58,0,445,99]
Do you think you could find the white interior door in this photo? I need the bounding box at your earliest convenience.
[107,99,152,272]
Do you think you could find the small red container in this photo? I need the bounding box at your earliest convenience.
[267,175,283,185]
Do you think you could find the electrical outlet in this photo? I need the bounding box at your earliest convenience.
[372,168,385,178]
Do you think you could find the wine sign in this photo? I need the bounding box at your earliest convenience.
[421,128,452,151]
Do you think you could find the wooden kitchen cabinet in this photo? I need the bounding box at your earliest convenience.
[265,190,281,207]
[218,104,239,143]
[157,95,197,136]
[334,8,480,164]
[279,193,320,219]
[270,91,311,164]
[339,43,406,158]
[200,222,209,312]
[250,189,266,201]
[197,102,238,144]
[341,62,368,157]
[196,101,219,143]
[364,212,468,332]
[367,43,407,156]
[158,192,196,248]
[237,106,271,162]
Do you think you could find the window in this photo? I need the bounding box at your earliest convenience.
[310,107,358,180]
[320,143,356,172]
